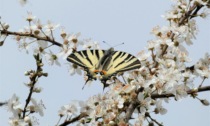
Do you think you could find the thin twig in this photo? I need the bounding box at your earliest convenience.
[0,102,7,107]
[22,54,44,119]
[59,113,88,126]
[199,77,206,88]
[145,112,163,126]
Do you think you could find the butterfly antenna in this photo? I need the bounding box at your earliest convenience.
[113,42,124,48]
[103,41,125,48]
[102,41,112,47]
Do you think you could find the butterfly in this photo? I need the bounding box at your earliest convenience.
[67,48,141,89]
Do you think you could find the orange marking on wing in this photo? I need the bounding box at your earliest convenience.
[101,70,107,75]
[94,70,100,73]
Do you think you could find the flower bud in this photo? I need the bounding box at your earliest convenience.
[24,71,30,76]
[4,23,9,29]
[109,121,115,125]
[33,87,42,93]
[149,122,154,126]
[34,29,40,35]
[61,32,67,39]
[72,38,78,43]
[25,82,33,87]
[63,39,69,45]
[42,73,48,77]
[154,108,159,114]
[16,35,21,41]
[151,68,156,74]
[200,99,209,106]
[38,63,44,67]
[24,116,31,123]
[0,41,4,46]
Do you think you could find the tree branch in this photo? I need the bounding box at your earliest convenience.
[124,101,138,123]
[0,29,62,47]
[123,85,210,124]
[151,85,210,99]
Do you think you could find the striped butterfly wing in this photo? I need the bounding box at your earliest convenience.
[100,51,141,85]
[67,49,105,82]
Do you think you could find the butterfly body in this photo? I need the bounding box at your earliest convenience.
[67,48,141,89]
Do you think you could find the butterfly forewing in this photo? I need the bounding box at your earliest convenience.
[67,50,105,69]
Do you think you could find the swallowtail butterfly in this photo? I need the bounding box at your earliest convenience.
[67,48,141,89]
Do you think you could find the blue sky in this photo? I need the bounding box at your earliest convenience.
[0,0,210,126]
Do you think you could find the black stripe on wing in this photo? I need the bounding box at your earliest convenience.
[67,50,106,69]
[67,52,87,68]
[67,50,90,68]
[112,51,141,72]
[95,50,100,60]
[113,51,122,62]
[81,50,93,66]
[117,60,141,72]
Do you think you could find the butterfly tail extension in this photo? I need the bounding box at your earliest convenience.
[82,68,97,89]
[82,78,90,90]
[101,79,110,91]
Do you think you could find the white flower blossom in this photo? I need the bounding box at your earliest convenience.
[68,32,83,46]
[200,8,210,18]
[0,22,9,30]
[58,44,74,59]
[137,93,151,114]
[116,96,125,109]
[82,39,100,49]
[68,63,82,75]
[171,85,189,100]
[19,0,28,6]
[29,98,45,116]
[192,0,209,6]
[45,50,61,66]
[33,40,48,55]
[18,40,30,54]
[7,94,22,118]
[134,114,145,126]
[58,103,78,117]
[155,100,167,115]
[25,12,36,22]
[9,118,26,126]
[195,61,210,78]
[44,21,60,36]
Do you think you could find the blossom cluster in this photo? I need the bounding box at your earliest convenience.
[55,0,210,125]
[7,94,44,126]
[55,0,210,126]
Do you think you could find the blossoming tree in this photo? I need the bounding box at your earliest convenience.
[0,0,210,126]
